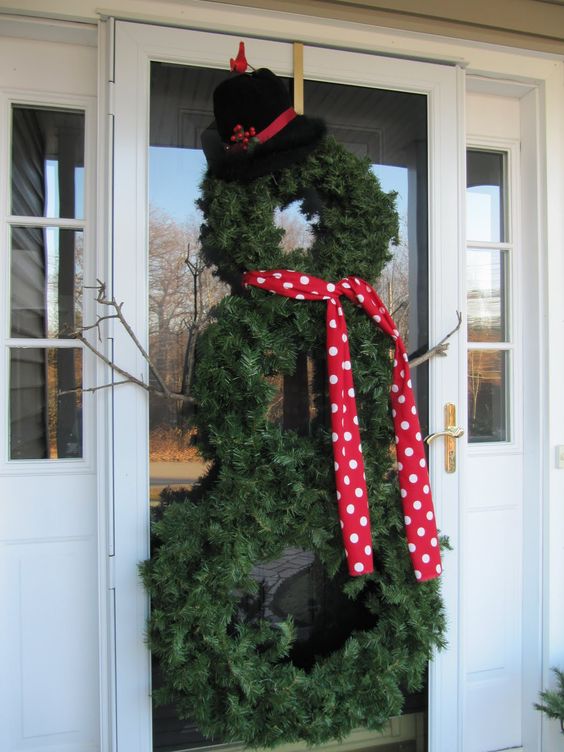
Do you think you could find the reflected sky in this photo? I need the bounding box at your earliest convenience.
[149,146,408,234]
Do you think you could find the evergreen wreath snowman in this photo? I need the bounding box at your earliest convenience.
[142,44,446,748]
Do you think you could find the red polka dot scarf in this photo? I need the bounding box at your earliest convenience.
[244,270,442,582]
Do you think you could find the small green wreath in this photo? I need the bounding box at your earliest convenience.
[142,137,446,748]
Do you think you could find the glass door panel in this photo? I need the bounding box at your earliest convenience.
[149,62,429,752]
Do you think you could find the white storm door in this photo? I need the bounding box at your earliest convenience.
[112,20,463,752]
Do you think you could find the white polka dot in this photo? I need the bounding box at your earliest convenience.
[423,484,430,494]
[358,444,363,453]
[409,474,418,484]
[408,543,416,553]
[398,395,406,404]
[336,491,341,500]
[405,515,412,525]
[283,282,293,289]
[364,545,372,555]
[357,294,364,303]
[411,406,417,415]
[373,314,381,323]
[273,273,282,278]
[349,459,358,469]
[392,409,397,417]
[331,403,338,413]
[342,282,351,289]
[397,462,403,471]
[300,275,310,285]
[342,447,346,456]
[360,516,368,526]
[329,374,338,384]
[353,416,359,425]
[413,500,422,510]
[391,384,399,393]
[426,511,434,521]
[328,346,338,356]
[348,388,355,397]
[331,432,338,442]
[416,432,422,441]
[403,353,408,361]
[350,533,359,543]
[419,459,426,468]
[400,370,404,378]
[355,488,363,498]
[344,475,351,485]
[422,554,430,564]
[415,570,422,580]
[431,537,438,547]
[346,504,355,514]
[405,447,414,456]
[334,461,339,470]
[342,333,348,342]
[257,277,266,284]
[417,527,426,537]
[407,379,412,387]
[395,436,399,444]
[338,307,343,316]
[329,319,337,328]
[393,359,398,367]
[296,294,305,299]
[401,422,410,431]
[342,361,351,370]
[400,489,407,498]
[327,283,336,292]
[344,431,352,441]
[354,562,364,573]
[340,520,344,529]
[436,564,442,574]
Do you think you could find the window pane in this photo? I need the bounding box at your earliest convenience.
[11,106,85,219]
[466,150,506,242]
[11,226,83,338]
[467,248,507,342]
[467,349,508,442]
[10,347,83,459]
[148,61,430,752]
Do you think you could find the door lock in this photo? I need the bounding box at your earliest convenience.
[425,403,464,473]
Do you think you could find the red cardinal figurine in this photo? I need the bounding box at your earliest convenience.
[230,41,249,73]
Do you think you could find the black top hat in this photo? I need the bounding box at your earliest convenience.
[202,68,326,182]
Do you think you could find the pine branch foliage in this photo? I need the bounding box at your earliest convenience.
[141,137,446,747]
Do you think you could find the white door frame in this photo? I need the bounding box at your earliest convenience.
[111,20,463,752]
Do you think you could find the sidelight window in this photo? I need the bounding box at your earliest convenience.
[6,106,86,460]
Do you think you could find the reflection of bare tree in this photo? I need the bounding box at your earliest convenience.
[275,203,316,253]
[375,241,409,343]
[149,207,227,431]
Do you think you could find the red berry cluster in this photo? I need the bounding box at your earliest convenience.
[229,123,257,151]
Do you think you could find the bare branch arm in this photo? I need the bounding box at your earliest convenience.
[409,311,463,369]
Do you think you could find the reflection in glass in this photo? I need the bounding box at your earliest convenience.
[148,62,429,751]
[10,347,83,459]
[11,226,83,338]
[467,349,508,442]
[11,106,85,220]
[467,248,507,342]
[274,200,316,252]
[466,150,506,243]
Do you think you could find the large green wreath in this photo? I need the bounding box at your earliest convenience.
[142,137,446,748]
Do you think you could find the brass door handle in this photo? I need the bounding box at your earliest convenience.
[425,426,464,444]
[424,403,463,473]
